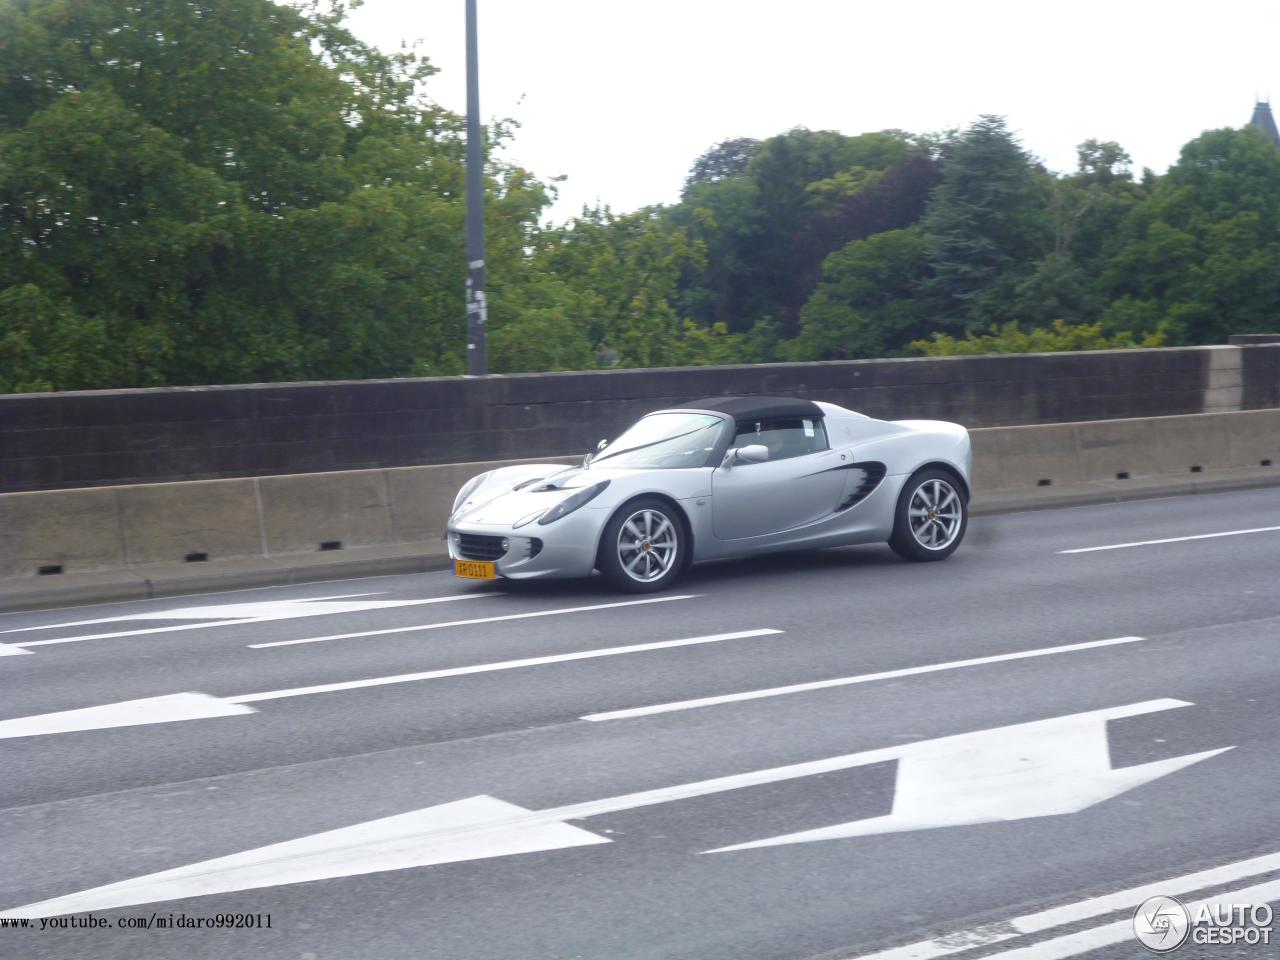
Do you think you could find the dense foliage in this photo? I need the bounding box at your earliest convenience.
[2,0,1277,392]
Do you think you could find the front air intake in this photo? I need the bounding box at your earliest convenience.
[456,533,506,561]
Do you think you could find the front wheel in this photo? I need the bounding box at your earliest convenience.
[888,469,968,562]
[598,498,686,592]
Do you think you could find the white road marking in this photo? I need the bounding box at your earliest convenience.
[0,626,768,737]
[231,629,780,703]
[0,694,255,739]
[948,877,1280,960]
[706,699,1227,849]
[0,593,380,633]
[11,595,484,648]
[0,699,1217,917]
[248,595,699,648]
[0,795,609,919]
[1058,525,1280,554]
[845,849,1280,960]
[582,636,1143,722]
[0,643,32,656]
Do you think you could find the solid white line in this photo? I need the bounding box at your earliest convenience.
[1058,525,1280,554]
[15,595,483,647]
[847,849,1280,960]
[247,595,699,648]
[963,877,1280,960]
[582,636,1144,722]
[230,629,780,703]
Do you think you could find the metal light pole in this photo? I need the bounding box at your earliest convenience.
[464,0,486,375]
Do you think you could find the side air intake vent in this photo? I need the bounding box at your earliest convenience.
[837,462,887,511]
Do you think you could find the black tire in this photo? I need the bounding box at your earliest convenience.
[598,497,687,593]
[888,468,968,562]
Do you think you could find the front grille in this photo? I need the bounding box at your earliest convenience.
[456,533,506,561]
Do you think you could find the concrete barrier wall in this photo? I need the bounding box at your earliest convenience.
[0,455,581,581]
[3,411,1277,582]
[969,409,1280,491]
[6,343,1280,494]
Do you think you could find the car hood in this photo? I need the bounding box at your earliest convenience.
[453,466,648,526]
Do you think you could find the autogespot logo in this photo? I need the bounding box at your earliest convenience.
[1133,895,1192,953]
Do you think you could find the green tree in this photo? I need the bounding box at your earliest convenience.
[0,0,550,391]
[1098,126,1280,344]
[786,227,930,360]
[918,116,1051,332]
[493,206,717,372]
[911,319,1164,356]
[682,137,759,195]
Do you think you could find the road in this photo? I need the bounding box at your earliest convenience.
[2,486,1279,960]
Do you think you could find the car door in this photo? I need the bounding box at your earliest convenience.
[711,417,848,540]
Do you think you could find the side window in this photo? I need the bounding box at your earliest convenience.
[733,417,828,461]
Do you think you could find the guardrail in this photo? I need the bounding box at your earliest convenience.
[1,410,1277,587]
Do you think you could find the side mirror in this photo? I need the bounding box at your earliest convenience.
[585,438,609,467]
[723,444,769,467]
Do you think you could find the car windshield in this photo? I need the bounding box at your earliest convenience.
[591,413,725,469]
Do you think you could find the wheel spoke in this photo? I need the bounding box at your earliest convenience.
[617,508,682,581]
[908,478,963,550]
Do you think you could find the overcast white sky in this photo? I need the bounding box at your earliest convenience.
[346,0,1280,221]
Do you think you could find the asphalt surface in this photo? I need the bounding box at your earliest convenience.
[2,486,1279,960]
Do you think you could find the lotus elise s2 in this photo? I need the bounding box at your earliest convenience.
[446,396,972,592]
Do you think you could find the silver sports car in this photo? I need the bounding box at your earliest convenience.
[446,396,972,592]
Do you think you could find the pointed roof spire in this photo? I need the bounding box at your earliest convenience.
[1249,100,1280,146]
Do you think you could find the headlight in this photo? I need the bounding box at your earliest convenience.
[513,510,545,528]
[451,472,490,516]
[536,480,611,525]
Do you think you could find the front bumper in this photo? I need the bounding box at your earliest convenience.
[446,509,604,580]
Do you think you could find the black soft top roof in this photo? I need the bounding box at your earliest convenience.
[679,395,824,423]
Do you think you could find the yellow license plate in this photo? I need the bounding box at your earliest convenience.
[454,559,497,580]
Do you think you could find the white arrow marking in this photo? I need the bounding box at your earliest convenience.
[0,628,778,738]
[0,694,255,738]
[0,643,32,656]
[0,796,610,919]
[707,702,1230,852]
[0,699,1224,917]
[0,593,380,633]
[9,594,484,648]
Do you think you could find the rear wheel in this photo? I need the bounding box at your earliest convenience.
[598,498,686,592]
[888,469,967,562]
